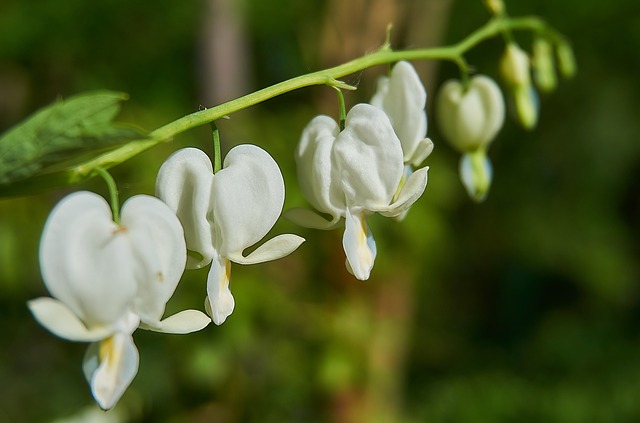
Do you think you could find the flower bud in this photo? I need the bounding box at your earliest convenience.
[500,43,538,130]
[533,38,557,93]
[500,44,531,87]
[511,84,539,130]
[484,0,505,15]
[459,149,492,202]
[436,75,505,153]
[556,41,577,79]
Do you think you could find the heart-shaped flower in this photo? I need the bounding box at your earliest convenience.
[156,145,305,325]
[436,74,505,153]
[436,75,505,202]
[29,191,210,410]
[290,104,429,280]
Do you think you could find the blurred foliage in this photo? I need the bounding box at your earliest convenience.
[1,0,639,422]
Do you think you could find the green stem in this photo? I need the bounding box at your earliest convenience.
[93,167,120,224]
[59,15,553,185]
[334,87,347,131]
[210,121,222,173]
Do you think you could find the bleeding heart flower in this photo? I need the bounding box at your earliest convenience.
[289,104,428,280]
[156,145,304,325]
[29,191,210,410]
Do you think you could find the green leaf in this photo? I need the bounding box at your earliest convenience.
[0,90,145,185]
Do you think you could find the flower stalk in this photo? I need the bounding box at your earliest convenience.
[93,167,120,224]
[210,121,222,174]
[334,87,347,132]
[9,15,560,194]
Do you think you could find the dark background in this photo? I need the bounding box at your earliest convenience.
[1,0,639,421]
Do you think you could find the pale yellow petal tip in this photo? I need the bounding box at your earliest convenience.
[343,210,376,281]
[88,334,139,411]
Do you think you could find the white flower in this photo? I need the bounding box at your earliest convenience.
[436,74,505,153]
[156,145,305,325]
[28,191,209,410]
[436,75,505,202]
[370,60,434,167]
[290,104,429,280]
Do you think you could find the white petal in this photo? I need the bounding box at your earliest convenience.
[39,191,137,327]
[229,234,305,265]
[139,309,211,334]
[205,255,235,325]
[155,148,216,268]
[390,165,413,222]
[333,104,404,211]
[409,138,434,167]
[283,207,341,230]
[379,166,429,218]
[120,195,187,325]
[342,209,376,281]
[212,144,286,257]
[473,76,506,141]
[436,75,505,152]
[83,333,139,411]
[371,61,428,163]
[295,115,345,217]
[370,74,390,107]
[28,298,113,342]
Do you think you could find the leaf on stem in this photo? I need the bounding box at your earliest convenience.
[0,90,146,186]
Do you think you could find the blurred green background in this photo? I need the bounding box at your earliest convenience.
[1,0,639,422]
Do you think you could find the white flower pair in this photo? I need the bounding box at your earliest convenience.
[290,61,432,280]
[30,144,304,409]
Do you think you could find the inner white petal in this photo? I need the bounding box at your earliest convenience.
[342,209,376,281]
[84,333,139,411]
[206,255,235,325]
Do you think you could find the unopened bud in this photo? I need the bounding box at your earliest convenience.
[500,44,538,130]
[459,149,492,202]
[511,85,539,130]
[533,38,557,92]
[436,75,505,153]
[500,44,531,87]
[556,41,577,79]
[484,0,505,15]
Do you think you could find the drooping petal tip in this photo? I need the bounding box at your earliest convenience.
[84,334,139,411]
[28,298,114,342]
[342,209,377,281]
[206,257,235,325]
[228,234,305,265]
[139,309,211,334]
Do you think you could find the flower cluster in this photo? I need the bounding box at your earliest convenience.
[28,33,573,407]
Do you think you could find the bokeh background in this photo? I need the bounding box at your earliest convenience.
[1,0,639,422]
